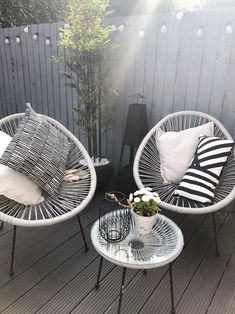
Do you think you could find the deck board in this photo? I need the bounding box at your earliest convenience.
[0,195,234,314]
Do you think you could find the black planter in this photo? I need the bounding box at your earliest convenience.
[95,160,113,191]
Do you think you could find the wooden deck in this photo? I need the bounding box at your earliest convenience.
[0,194,235,314]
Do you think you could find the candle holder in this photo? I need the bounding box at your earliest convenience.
[99,191,131,243]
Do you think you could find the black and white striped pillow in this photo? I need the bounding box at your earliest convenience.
[0,104,70,197]
[174,136,234,204]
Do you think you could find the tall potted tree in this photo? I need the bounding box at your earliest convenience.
[56,0,116,188]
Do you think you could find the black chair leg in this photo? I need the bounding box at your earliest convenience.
[0,221,4,231]
[117,267,127,314]
[77,214,89,252]
[169,263,175,314]
[212,212,220,257]
[95,256,103,289]
[9,226,17,276]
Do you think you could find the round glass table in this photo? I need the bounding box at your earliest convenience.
[91,211,184,314]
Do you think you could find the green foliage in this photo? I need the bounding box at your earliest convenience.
[60,0,112,51]
[133,199,160,217]
[0,0,62,27]
[56,0,116,158]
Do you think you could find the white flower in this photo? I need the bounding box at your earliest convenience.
[145,187,152,191]
[153,192,159,197]
[134,190,142,196]
[153,197,160,203]
[142,195,150,202]
[134,197,141,203]
[139,188,151,194]
[129,193,133,202]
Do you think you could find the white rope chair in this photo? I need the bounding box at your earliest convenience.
[0,113,97,275]
[134,111,235,255]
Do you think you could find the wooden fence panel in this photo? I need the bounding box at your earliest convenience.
[0,8,235,169]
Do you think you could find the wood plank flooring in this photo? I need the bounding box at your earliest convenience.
[0,195,234,314]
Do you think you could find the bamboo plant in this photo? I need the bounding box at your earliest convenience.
[55,0,116,161]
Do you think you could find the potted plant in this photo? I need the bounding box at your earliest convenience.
[129,187,160,234]
[54,0,116,189]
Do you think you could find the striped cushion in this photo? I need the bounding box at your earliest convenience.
[0,104,70,197]
[174,136,234,203]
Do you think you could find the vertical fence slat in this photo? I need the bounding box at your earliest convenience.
[50,23,61,123]
[26,24,38,111]
[65,49,74,133]
[37,23,48,114]
[132,15,147,101]
[108,16,128,169]
[43,23,54,117]
[30,24,42,113]
[172,12,194,112]
[9,26,20,112]
[143,15,160,128]
[3,27,15,114]
[184,11,207,111]
[196,10,221,114]
[151,14,170,124]
[161,14,182,118]
[13,26,26,112]
[58,32,68,129]
[20,25,32,106]
[0,31,7,117]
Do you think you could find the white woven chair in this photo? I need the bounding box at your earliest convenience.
[0,112,97,275]
[134,111,235,255]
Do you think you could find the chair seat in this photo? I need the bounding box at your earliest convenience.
[134,111,235,214]
[0,113,97,227]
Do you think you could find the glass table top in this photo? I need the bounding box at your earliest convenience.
[91,211,184,269]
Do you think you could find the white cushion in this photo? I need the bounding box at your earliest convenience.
[155,122,214,183]
[0,131,44,205]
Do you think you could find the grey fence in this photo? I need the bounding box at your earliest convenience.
[0,8,235,169]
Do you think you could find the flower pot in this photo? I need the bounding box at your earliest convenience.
[94,158,113,191]
[81,157,113,191]
[132,210,158,235]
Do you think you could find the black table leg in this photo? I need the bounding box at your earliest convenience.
[9,226,17,276]
[95,256,103,289]
[0,221,4,231]
[117,267,126,314]
[212,212,220,257]
[169,263,175,314]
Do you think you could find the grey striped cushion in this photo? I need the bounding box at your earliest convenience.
[0,104,70,197]
[174,136,234,204]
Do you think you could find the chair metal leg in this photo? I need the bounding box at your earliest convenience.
[95,256,103,289]
[117,267,127,314]
[212,212,220,257]
[0,221,4,231]
[169,263,175,314]
[9,226,17,276]
[77,214,89,252]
